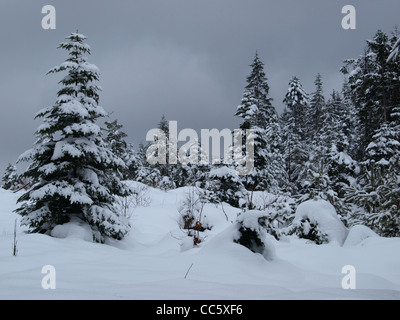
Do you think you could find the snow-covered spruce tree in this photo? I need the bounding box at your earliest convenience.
[341,29,400,160]
[135,142,162,187]
[320,90,358,199]
[366,122,400,237]
[15,32,132,242]
[298,155,333,200]
[203,165,247,208]
[177,138,210,187]
[341,80,363,161]
[235,52,286,197]
[104,119,128,159]
[144,115,180,190]
[155,115,172,183]
[283,76,309,141]
[281,77,309,194]
[286,217,329,245]
[342,29,400,235]
[2,163,19,191]
[307,73,325,139]
[104,119,136,180]
[346,118,400,236]
[297,90,358,222]
[280,109,308,195]
[123,142,138,180]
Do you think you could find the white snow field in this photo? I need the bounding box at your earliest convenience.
[1,183,400,300]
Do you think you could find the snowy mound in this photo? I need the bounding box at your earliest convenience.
[234,210,276,260]
[50,216,93,241]
[344,225,379,246]
[294,199,348,245]
[1,186,400,299]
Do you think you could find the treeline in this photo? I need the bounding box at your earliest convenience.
[127,28,400,237]
[3,28,400,241]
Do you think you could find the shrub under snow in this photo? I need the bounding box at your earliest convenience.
[288,199,348,245]
[234,210,276,260]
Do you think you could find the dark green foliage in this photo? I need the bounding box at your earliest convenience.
[2,163,19,191]
[235,226,265,254]
[234,210,276,260]
[288,218,329,245]
[104,119,137,180]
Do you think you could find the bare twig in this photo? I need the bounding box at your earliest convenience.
[115,184,151,219]
[220,202,229,221]
[12,219,18,256]
[184,263,194,279]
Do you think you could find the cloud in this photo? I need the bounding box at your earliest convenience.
[98,41,232,143]
[0,0,399,175]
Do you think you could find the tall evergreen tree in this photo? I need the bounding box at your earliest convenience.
[15,32,131,242]
[320,91,346,149]
[342,28,400,235]
[308,73,325,140]
[298,90,358,220]
[352,114,400,236]
[281,76,309,194]
[283,76,309,140]
[341,80,363,160]
[104,119,128,161]
[341,29,400,158]
[235,52,285,196]
[154,115,177,189]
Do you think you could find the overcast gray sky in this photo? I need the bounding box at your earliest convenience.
[0,0,399,175]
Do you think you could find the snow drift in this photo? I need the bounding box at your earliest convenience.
[344,224,379,246]
[1,187,400,299]
[292,199,348,245]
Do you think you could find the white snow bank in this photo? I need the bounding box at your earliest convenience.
[344,224,379,246]
[2,186,400,300]
[294,199,348,245]
[50,216,93,241]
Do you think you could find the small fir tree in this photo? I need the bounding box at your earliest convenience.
[104,119,134,180]
[2,163,19,191]
[203,165,247,208]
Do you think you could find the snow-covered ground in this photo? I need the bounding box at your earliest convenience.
[1,183,399,300]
